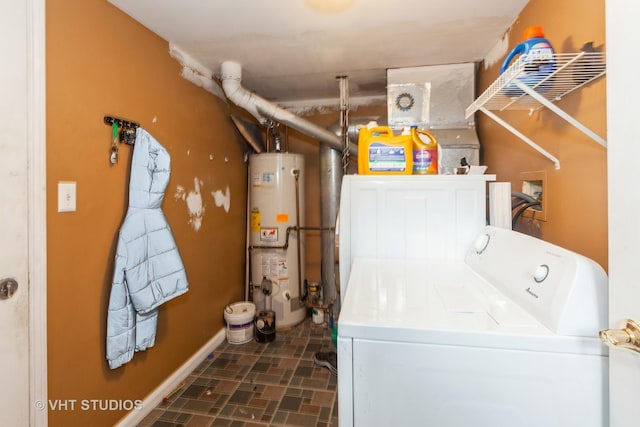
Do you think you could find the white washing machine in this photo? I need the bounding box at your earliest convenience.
[337,225,609,427]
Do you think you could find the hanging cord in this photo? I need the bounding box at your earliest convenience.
[337,76,350,173]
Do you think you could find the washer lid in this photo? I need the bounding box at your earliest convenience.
[465,226,608,337]
[338,258,606,356]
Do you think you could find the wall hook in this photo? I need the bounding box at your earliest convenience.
[104,115,140,164]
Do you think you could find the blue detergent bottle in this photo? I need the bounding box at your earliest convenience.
[500,26,556,97]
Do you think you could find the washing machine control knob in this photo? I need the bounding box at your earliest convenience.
[533,264,549,283]
[474,233,490,254]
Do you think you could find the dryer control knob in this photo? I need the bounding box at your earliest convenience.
[474,233,490,254]
[533,264,549,283]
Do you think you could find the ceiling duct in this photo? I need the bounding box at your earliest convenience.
[220,61,356,155]
[387,63,481,174]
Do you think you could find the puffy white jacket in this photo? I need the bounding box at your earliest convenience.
[106,128,189,370]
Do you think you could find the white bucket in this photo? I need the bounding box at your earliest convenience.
[312,307,324,324]
[224,301,256,344]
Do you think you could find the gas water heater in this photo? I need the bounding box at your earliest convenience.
[248,153,306,329]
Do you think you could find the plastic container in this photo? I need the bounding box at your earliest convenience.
[312,307,324,324]
[500,26,556,97]
[224,301,256,344]
[411,127,438,175]
[255,309,276,343]
[358,126,413,175]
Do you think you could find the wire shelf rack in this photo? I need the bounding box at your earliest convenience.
[466,52,606,116]
[465,51,606,169]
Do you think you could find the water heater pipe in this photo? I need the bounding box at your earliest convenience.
[293,169,304,304]
[220,61,356,156]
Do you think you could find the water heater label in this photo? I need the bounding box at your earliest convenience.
[260,228,278,242]
[262,256,289,281]
[251,172,275,186]
[262,172,275,185]
[276,213,289,222]
[250,210,260,232]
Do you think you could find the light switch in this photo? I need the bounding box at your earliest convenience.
[58,181,76,212]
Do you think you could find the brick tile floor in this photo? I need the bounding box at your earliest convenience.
[138,318,338,427]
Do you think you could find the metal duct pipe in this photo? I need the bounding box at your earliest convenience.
[320,144,342,313]
[320,76,349,315]
[322,117,380,317]
[220,61,356,155]
[330,117,383,146]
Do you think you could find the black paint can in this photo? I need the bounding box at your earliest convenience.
[255,310,276,343]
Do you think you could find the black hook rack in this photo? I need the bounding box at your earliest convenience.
[104,115,139,131]
[104,115,139,146]
[104,115,140,164]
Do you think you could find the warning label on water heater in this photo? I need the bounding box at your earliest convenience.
[262,256,289,282]
[250,209,260,232]
[260,228,278,242]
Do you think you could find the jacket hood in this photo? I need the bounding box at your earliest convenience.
[129,128,170,209]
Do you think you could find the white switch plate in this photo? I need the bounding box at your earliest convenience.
[58,181,76,212]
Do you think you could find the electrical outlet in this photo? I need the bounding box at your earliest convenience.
[58,181,76,213]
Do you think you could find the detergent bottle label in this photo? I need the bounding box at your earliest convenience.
[524,41,555,73]
[526,42,554,61]
[413,148,436,174]
[368,142,407,172]
[411,128,438,174]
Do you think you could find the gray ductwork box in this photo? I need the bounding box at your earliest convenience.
[387,63,480,174]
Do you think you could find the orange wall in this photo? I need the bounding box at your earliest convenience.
[46,1,246,425]
[45,0,607,424]
[478,0,607,269]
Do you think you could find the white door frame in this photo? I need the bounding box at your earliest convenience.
[605,1,640,426]
[27,0,48,425]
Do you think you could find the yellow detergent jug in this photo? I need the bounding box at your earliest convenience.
[411,127,438,175]
[358,126,413,175]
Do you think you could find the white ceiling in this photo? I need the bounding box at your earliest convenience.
[108,0,529,106]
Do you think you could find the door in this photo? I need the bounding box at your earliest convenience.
[606,1,640,426]
[0,0,47,425]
